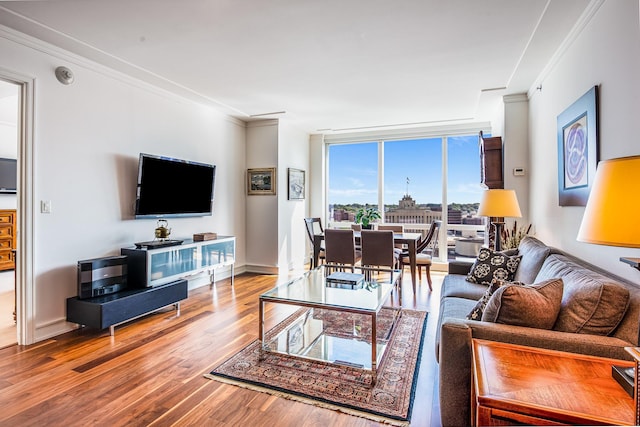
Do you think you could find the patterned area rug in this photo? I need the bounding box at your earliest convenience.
[205,308,428,426]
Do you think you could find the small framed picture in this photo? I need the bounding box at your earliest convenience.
[287,168,305,200]
[247,167,276,195]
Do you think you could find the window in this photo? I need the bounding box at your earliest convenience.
[325,124,489,262]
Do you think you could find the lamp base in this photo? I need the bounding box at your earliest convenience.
[620,257,640,271]
[492,221,505,252]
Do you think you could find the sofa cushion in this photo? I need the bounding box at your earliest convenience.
[466,248,522,285]
[481,278,564,329]
[513,236,551,284]
[535,255,631,335]
[441,273,488,300]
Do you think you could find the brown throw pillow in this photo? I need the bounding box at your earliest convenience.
[481,278,564,329]
[466,247,522,285]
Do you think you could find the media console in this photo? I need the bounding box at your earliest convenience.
[121,235,235,288]
[66,279,188,336]
[66,236,235,336]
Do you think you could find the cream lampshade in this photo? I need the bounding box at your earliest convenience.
[577,155,640,270]
[477,189,522,251]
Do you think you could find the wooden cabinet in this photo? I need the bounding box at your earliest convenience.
[479,131,503,189]
[0,209,16,271]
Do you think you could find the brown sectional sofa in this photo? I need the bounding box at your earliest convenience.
[436,236,640,427]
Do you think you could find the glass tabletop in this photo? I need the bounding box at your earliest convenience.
[260,265,399,313]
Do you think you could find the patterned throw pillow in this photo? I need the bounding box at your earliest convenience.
[466,247,522,285]
[466,279,507,320]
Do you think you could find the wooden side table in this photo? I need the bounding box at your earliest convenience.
[472,339,635,426]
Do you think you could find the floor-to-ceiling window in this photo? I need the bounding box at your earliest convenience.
[325,125,489,263]
[327,142,378,224]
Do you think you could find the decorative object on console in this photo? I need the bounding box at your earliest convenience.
[577,155,640,272]
[247,167,276,195]
[477,189,522,251]
[287,168,305,200]
[154,219,171,240]
[193,232,217,241]
[557,85,598,206]
[466,247,522,285]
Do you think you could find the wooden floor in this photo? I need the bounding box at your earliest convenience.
[0,270,444,427]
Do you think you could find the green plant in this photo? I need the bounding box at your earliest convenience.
[501,221,532,250]
[354,206,381,228]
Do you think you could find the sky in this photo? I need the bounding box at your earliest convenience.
[328,135,485,206]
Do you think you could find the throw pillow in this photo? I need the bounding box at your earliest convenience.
[481,278,564,329]
[466,247,522,285]
[466,279,514,320]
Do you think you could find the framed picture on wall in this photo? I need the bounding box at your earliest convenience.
[557,85,599,206]
[247,167,276,195]
[287,168,305,200]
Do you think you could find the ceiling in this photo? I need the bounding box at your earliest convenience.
[0,0,591,133]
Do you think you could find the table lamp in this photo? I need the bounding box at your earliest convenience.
[477,189,522,251]
[577,155,640,271]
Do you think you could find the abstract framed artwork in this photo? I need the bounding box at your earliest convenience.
[557,85,599,206]
[287,168,305,200]
[247,167,276,195]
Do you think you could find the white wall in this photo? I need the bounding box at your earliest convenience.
[245,118,310,274]
[277,119,310,272]
[503,94,530,225]
[528,0,640,282]
[245,120,279,273]
[0,28,247,341]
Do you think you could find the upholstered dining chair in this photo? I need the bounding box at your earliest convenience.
[304,217,325,269]
[377,224,405,249]
[360,230,399,283]
[398,220,441,290]
[324,228,361,272]
[377,224,403,233]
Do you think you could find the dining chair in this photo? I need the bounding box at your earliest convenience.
[324,229,361,272]
[360,230,399,283]
[377,224,403,233]
[304,217,325,269]
[377,224,405,249]
[398,220,441,290]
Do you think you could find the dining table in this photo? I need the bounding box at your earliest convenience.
[313,230,423,292]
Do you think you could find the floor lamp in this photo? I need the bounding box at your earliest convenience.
[477,189,522,252]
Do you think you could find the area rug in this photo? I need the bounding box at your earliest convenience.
[205,308,428,426]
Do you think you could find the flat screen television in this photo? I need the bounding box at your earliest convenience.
[134,153,216,219]
[0,158,17,194]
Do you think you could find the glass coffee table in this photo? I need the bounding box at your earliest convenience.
[258,265,401,384]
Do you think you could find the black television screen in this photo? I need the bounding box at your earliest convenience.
[0,158,17,194]
[134,153,215,219]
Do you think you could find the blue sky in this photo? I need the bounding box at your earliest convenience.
[328,135,484,206]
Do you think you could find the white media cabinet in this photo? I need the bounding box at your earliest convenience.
[121,235,236,288]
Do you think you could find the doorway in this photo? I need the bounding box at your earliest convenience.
[0,80,19,347]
